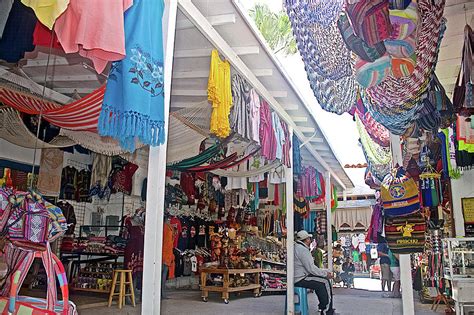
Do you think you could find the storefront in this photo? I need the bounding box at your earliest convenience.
[0,1,355,314]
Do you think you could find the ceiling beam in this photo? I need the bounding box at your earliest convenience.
[170,101,208,108]
[174,46,259,58]
[297,126,315,133]
[270,90,287,98]
[173,68,273,79]
[54,87,95,94]
[291,116,308,123]
[171,89,286,98]
[23,56,85,68]
[176,13,236,30]
[0,67,71,104]
[308,137,324,143]
[282,103,298,111]
[178,0,346,190]
[30,74,101,82]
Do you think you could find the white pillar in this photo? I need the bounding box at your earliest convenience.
[286,127,295,314]
[141,2,177,314]
[389,132,415,315]
[325,171,333,272]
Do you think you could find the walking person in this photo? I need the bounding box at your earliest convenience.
[388,250,401,298]
[377,237,392,292]
[294,230,337,315]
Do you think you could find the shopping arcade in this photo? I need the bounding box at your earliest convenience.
[0,0,355,314]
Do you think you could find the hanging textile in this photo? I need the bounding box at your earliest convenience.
[381,166,420,217]
[453,24,474,112]
[292,134,302,175]
[331,185,338,211]
[365,0,446,115]
[0,0,14,39]
[167,143,222,171]
[356,114,392,165]
[37,149,64,196]
[0,85,105,131]
[99,0,165,151]
[230,73,252,141]
[208,49,232,138]
[259,99,277,160]
[211,161,281,178]
[21,0,69,30]
[354,95,390,147]
[54,0,132,73]
[285,0,357,114]
[0,0,37,63]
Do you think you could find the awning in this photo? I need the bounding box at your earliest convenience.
[332,207,372,231]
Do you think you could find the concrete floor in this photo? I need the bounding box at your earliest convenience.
[75,287,446,315]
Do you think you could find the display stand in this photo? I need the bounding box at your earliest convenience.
[200,267,262,304]
[257,258,287,292]
[443,237,474,315]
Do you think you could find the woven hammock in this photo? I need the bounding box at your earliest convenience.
[0,108,75,149]
[366,0,446,111]
[0,84,104,131]
[286,0,357,114]
[355,95,390,147]
[356,114,392,165]
[211,160,282,178]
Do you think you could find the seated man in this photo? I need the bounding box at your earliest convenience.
[340,257,355,288]
[295,230,336,315]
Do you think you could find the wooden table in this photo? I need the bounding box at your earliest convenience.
[200,267,262,304]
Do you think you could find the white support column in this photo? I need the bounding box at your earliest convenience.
[286,127,295,314]
[141,2,178,314]
[325,171,333,272]
[389,132,415,315]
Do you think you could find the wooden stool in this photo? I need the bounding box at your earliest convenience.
[108,269,136,309]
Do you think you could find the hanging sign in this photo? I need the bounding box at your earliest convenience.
[461,197,474,236]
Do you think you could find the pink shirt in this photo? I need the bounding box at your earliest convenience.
[54,0,133,74]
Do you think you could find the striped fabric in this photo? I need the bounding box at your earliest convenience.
[0,85,105,131]
[385,212,426,254]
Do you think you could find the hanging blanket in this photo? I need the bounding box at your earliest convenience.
[99,0,165,151]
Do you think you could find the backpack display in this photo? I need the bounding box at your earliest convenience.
[381,166,420,217]
[384,211,426,254]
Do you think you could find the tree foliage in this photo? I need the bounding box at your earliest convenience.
[249,3,297,56]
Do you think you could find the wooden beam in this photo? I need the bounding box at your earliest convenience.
[171,89,206,96]
[282,103,298,111]
[269,90,287,98]
[297,126,315,133]
[24,56,85,67]
[174,46,259,58]
[54,87,95,94]
[176,13,235,30]
[171,101,208,108]
[308,137,324,143]
[178,0,346,190]
[173,68,273,79]
[30,74,101,82]
[291,116,308,123]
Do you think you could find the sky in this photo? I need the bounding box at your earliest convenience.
[241,0,369,190]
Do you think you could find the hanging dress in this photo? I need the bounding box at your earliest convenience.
[99,0,166,151]
[208,49,233,138]
[54,0,133,73]
[21,0,70,30]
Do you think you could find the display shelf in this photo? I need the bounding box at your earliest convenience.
[70,287,110,294]
[261,270,286,275]
[255,258,286,266]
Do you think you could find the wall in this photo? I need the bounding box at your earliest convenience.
[450,169,474,237]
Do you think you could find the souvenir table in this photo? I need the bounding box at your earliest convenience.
[199,267,262,304]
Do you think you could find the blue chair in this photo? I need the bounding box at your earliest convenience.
[284,287,309,315]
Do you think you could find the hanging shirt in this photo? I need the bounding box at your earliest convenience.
[54,0,132,73]
[272,112,285,161]
[21,0,69,30]
[0,0,14,39]
[259,99,277,161]
[230,74,252,140]
[249,89,261,144]
[162,222,174,267]
[169,216,182,248]
[98,0,166,151]
[0,1,37,63]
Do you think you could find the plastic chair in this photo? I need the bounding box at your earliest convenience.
[284,287,309,315]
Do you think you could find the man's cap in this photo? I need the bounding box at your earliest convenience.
[296,230,312,241]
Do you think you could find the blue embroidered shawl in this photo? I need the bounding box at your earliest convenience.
[99,0,165,151]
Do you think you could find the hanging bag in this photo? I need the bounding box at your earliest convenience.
[6,192,51,251]
[384,211,426,254]
[0,244,77,315]
[453,25,474,112]
[381,166,420,217]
